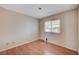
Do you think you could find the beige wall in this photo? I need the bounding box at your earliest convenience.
[0,7,39,51]
[39,9,78,51]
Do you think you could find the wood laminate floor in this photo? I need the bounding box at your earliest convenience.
[0,40,78,55]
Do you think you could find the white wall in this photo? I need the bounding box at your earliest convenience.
[39,9,78,51]
[0,7,39,51]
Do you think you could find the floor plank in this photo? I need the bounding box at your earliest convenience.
[0,39,78,55]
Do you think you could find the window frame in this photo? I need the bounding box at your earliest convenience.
[44,19,61,34]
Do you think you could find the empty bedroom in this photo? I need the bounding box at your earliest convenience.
[0,4,79,55]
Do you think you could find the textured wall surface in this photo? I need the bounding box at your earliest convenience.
[0,7,39,51]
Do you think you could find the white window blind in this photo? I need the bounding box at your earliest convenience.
[45,19,60,33]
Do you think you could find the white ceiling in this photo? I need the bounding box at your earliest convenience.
[0,4,78,19]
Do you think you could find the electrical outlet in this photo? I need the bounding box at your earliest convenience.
[12,42,15,44]
[6,43,9,45]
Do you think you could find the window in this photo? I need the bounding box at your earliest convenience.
[45,19,60,33]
